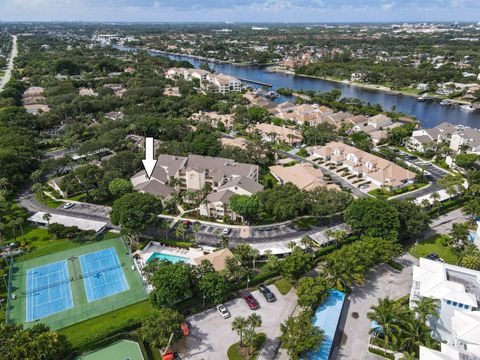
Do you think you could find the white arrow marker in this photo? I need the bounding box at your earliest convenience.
[142,137,157,179]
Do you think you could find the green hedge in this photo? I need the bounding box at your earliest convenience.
[368,347,395,360]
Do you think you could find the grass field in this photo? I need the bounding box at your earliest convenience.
[408,234,459,265]
[9,225,118,261]
[274,278,292,295]
[7,237,147,330]
[59,300,153,348]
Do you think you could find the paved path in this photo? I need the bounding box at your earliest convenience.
[0,35,17,91]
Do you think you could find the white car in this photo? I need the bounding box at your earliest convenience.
[63,202,74,209]
[216,304,231,319]
[222,228,231,235]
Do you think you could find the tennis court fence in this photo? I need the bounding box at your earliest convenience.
[5,256,14,324]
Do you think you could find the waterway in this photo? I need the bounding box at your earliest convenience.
[118,45,480,129]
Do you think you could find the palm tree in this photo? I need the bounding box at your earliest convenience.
[32,183,45,200]
[219,235,229,249]
[0,177,8,192]
[461,254,480,270]
[413,297,439,324]
[248,313,262,330]
[8,220,18,241]
[42,213,52,236]
[367,298,401,355]
[232,316,249,347]
[463,198,480,224]
[13,218,25,240]
[192,222,201,244]
[175,223,186,241]
[300,236,311,249]
[325,229,347,249]
[159,220,170,241]
[399,311,431,354]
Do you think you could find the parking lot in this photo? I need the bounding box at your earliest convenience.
[177,286,297,360]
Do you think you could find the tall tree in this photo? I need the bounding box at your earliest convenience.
[345,197,399,242]
[367,297,402,354]
[280,311,324,360]
[141,307,185,348]
[110,192,163,243]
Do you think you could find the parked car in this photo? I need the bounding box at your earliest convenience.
[258,284,276,302]
[425,253,444,263]
[63,202,74,209]
[358,184,369,190]
[241,291,260,310]
[222,227,231,235]
[216,304,231,319]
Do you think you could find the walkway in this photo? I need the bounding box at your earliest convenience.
[0,35,18,91]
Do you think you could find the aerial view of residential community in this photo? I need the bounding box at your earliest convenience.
[1,2,480,360]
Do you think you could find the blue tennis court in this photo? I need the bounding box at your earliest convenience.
[26,260,73,322]
[79,247,129,302]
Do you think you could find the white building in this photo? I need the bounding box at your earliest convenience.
[410,258,480,359]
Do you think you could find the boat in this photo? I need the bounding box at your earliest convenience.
[386,90,401,96]
[417,94,428,102]
[440,99,455,106]
[460,104,475,112]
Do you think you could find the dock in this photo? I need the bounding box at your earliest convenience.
[237,77,272,87]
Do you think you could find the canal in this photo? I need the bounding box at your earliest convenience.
[119,45,480,129]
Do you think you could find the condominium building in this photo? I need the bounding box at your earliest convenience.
[410,258,480,359]
[308,141,416,189]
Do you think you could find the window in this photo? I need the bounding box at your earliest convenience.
[446,300,452,305]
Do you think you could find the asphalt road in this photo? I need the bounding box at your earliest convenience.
[0,35,17,92]
[389,148,449,201]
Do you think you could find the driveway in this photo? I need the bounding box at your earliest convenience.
[177,287,297,360]
[331,254,417,360]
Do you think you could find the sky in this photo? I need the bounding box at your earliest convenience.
[0,0,479,23]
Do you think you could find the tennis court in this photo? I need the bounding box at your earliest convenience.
[79,247,129,302]
[7,237,148,330]
[26,260,73,322]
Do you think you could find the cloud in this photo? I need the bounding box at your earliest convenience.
[0,0,478,21]
[382,2,394,10]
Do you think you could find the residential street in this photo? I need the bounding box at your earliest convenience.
[0,35,17,91]
[177,287,297,360]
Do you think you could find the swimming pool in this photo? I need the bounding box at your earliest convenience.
[305,289,346,360]
[146,252,190,264]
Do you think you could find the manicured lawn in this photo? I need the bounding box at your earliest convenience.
[274,278,292,295]
[68,193,87,202]
[368,183,428,199]
[227,333,266,360]
[35,193,63,208]
[59,300,154,349]
[14,227,119,261]
[293,217,321,230]
[408,234,459,265]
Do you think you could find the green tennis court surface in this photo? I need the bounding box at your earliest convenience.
[76,340,144,360]
[7,237,147,330]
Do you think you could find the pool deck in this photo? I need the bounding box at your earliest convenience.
[138,241,205,269]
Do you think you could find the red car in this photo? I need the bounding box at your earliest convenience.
[242,291,260,310]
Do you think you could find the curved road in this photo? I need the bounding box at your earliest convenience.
[0,35,18,91]
[18,190,344,247]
